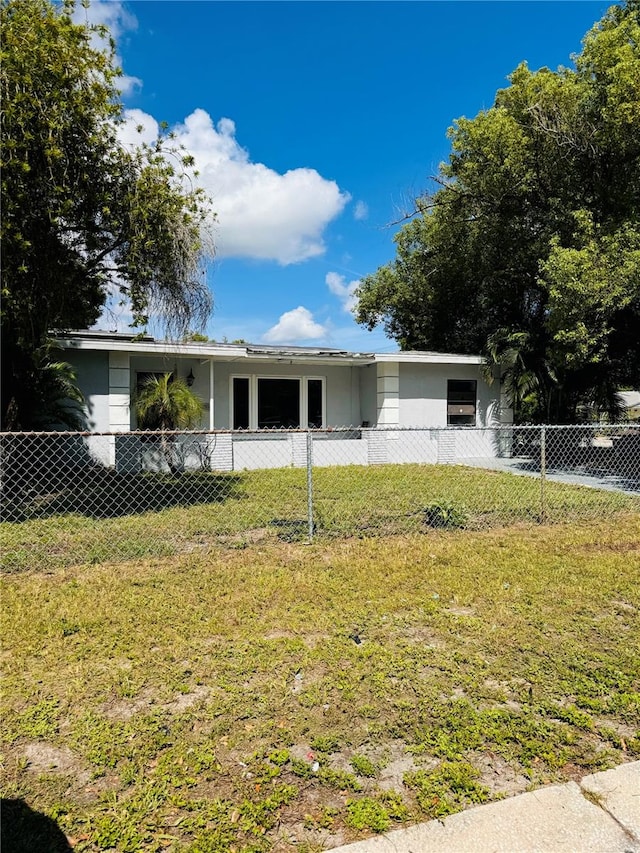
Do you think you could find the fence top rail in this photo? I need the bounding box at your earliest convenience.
[0,423,638,439]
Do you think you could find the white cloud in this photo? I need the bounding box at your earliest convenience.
[263,307,328,344]
[72,0,141,96]
[117,108,159,146]
[326,271,360,314]
[119,108,350,265]
[354,200,369,221]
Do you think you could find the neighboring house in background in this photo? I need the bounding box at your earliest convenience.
[619,391,640,422]
[56,330,512,471]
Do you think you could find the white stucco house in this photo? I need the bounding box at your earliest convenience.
[56,330,512,470]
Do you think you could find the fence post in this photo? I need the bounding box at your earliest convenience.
[306,429,314,542]
[540,425,547,523]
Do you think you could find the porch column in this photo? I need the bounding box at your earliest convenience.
[376,362,399,426]
[108,351,131,470]
[109,352,130,431]
[209,358,215,430]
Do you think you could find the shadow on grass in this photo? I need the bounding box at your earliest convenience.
[3,469,246,521]
[1,798,72,852]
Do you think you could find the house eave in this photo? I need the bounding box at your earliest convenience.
[55,333,376,365]
[55,332,486,366]
[375,352,486,365]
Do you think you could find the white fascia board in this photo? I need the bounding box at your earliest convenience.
[57,337,371,366]
[57,335,482,366]
[244,352,373,367]
[374,352,485,365]
[56,337,249,360]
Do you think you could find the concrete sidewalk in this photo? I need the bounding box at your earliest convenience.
[333,761,640,853]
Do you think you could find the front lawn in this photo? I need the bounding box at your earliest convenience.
[1,515,639,851]
[2,463,638,572]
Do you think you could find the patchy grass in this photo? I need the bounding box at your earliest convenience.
[2,463,638,571]
[1,514,639,850]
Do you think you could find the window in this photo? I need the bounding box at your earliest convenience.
[233,377,250,429]
[231,376,324,429]
[258,378,300,428]
[136,371,171,392]
[307,379,323,428]
[447,380,477,425]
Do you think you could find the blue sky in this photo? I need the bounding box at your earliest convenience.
[91,1,612,351]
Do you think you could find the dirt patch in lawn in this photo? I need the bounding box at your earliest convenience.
[471,752,531,797]
[22,742,91,785]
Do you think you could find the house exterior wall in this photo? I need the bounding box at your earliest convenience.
[63,341,511,473]
[377,362,400,425]
[68,349,110,431]
[398,362,500,427]
[359,364,377,427]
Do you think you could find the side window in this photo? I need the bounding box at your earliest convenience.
[447,380,477,425]
[307,379,323,428]
[233,377,250,429]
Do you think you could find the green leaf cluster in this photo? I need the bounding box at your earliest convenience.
[134,373,204,432]
[356,2,640,422]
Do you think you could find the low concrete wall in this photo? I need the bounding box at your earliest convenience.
[27,428,512,476]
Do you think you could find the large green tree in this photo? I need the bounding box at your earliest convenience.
[356,2,640,423]
[1,0,214,429]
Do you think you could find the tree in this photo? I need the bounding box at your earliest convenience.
[134,373,204,474]
[356,1,640,422]
[1,0,214,429]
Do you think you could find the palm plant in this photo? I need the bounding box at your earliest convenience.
[135,373,203,431]
[135,373,204,473]
[3,343,87,431]
[483,329,557,423]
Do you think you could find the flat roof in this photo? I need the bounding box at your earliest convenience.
[56,330,486,366]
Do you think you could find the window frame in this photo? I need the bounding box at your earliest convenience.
[446,379,477,426]
[230,374,326,429]
[231,375,251,430]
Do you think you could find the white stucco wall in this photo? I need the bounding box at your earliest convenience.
[66,345,507,436]
[359,364,377,427]
[398,363,500,427]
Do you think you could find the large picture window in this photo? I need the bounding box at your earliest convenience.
[447,380,477,425]
[231,376,324,429]
[258,378,300,428]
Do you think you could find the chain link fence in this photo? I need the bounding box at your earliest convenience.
[1,425,639,571]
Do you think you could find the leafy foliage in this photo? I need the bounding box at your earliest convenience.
[423,500,468,529]
[18,344,87,430]
[134,373,204,431]
[134,373,205,473]
[356,2,640,422]
[0,0,214,428]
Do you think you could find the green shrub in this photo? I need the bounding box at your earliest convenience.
[423,500,468,529]
[345,797,391,832]
[350,754,377,777]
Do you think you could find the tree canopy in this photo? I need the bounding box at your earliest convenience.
[1,0,214,429]
[356,2,640,423]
